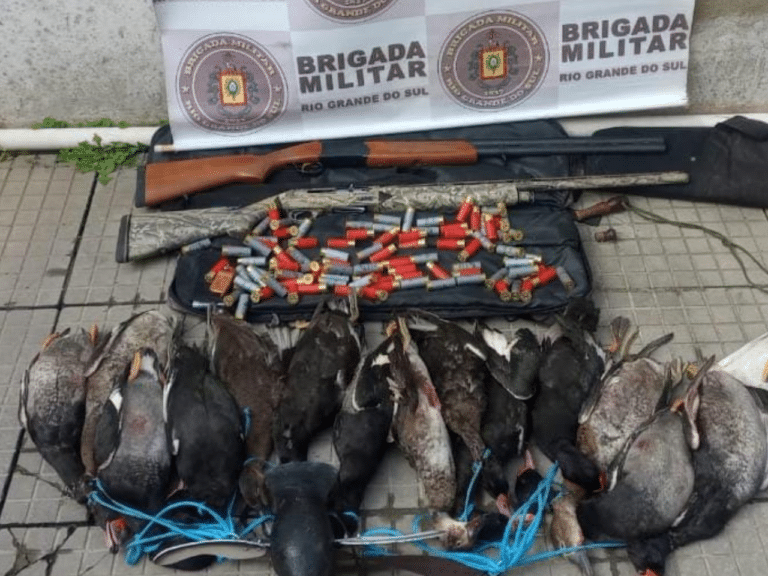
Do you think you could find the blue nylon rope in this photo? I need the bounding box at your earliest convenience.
[90,462,624,569]
[358,463,625,574]
[458,447,492,522]
[88,479,273,565]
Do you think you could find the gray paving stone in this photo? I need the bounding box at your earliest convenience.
[604,291,633,310]
[735,554,768,576]
[5,156,35,182]
[630,291,657,308]
[0,160,92,307]
[61,165,176,306]
[673,270,701,288]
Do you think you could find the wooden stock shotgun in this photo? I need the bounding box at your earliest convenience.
[138,136,666,207]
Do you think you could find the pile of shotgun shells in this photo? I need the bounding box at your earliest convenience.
[188,196,575,318]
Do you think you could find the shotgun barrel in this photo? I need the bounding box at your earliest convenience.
[139,136,666,207]
[119,171,688,262]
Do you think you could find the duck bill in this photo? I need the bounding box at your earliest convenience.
[41,332,61,350]
[672,354,716,450]
[105,517,129,553]
[518,449,535,476]
[128,348,162,383]
[606,316,630,354]
[88,323,99,346]
[495,493,511,516]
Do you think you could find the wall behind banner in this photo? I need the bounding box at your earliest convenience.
[0,0,766,128]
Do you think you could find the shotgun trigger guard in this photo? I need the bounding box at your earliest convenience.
[295,161,324,176]
[287,209,323,220]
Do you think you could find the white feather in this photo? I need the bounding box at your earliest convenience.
[481,328,511,358]
[162,370,176,423]
[98,450,116,472]
[371,353,390,367]
[585,332,606,363]
[671,508,689,527]
[19,371,29,431]
[516,423,525,455]
[718,332,768,390]
[465,342,488,361]
[345,355,368,412]
[108,388,123,413]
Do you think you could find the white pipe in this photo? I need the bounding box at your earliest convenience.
[1,113,767,152]
[0,127,159,151]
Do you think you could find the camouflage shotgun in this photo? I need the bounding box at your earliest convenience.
[138,136,667,207]
[117,171,687,263]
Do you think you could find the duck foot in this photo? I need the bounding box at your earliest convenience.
[495,493,511,516]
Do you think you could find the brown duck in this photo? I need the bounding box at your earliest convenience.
[404,310,488,463]
[207,312,285,507]
[385,318,477,550]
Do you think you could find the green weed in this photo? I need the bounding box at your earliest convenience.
[31,117,149,184]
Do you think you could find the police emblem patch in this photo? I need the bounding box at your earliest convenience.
[176,34,287,134]
[439,11,549,111]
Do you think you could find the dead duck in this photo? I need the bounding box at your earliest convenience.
[82,310,176,477]
[531,297,606,493]
[512,451,593,576]
[624,360,768,576]
[549,490,594,576]
[207,312,285,507]
[577,319,677,471]
[273,297,361,463]
[19,327,98,501]
[265,461,339,576]
[576,402,698,543]
[451,323,540,516]
[164,343,245,511]
[95,349,173,541]
[385,318,468,548]
[453,369,531,518]
[475,327,540,513]
[331,332,396,535]
[404,310,488,463]
[478,324,542,401]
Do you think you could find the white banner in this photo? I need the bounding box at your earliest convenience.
[155,0,696,151]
